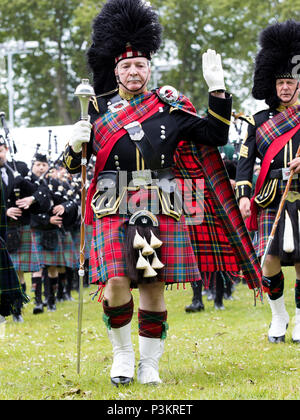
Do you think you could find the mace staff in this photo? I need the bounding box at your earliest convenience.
[261,143,300,270]
[74,79,95,374]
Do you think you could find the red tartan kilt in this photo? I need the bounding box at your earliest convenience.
[188,193,240,273]
[89,213,201,286]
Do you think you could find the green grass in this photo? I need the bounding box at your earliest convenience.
[0,267,299,400]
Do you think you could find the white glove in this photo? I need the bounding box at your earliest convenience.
[202,49,226,92]
[69,119,92,153]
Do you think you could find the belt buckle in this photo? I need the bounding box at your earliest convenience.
[282,168,290,181]
[131,169,152,187]
[282,168,298,181]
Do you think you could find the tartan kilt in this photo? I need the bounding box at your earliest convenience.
[255,192,300,266]
[9,225,40,272]
[61,230,78,269]
[188,193,240,273]
[0,237,29,316]
[32,228,65,267]
[84,224,93,260]
[89,214,201,286]
[70,227,81,264]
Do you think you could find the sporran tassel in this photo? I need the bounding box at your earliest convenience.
[125,210,164,285]
[151,251,164,270]
[136,251,149,270]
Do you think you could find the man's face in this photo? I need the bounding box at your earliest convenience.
[276,78,300,106]
[32,161,49,177]
[0,145,8,167]
[115,57,151,94]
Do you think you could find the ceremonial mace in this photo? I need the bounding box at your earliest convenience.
[261,143,300,270]
[74,79,95,374]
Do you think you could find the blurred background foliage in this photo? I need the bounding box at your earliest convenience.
[0,0,299,127]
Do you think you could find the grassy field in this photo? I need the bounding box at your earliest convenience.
[0,267,299,401]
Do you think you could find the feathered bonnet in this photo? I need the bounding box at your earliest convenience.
[252,19,300,109]
[87,0,162,95]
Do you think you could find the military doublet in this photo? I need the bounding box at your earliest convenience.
[236,107,300,209]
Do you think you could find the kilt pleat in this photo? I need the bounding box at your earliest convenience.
[9,225,40,272]
[188,194,240,273]
[89,214,201,286]
[61,231,78,269]
[32,229,65,267]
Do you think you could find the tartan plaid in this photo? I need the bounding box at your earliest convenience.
[256,105,300,156]
[174,140,262,291]
[92,91,158,155]
[102,297,134,329]
[60,230,78,269]
[89,214,201,286]
[92,90,196,155]
[254,208,276,258]
[9,225,40,272]
[32,229,65,267]
[70,228,80,264]
[138,308,168,339]
[0,178,29,316]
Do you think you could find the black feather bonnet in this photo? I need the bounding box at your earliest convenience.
[87,0,162,95]
[252,20,300,109]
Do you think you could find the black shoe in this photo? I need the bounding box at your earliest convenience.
[47,303,56,312]
[13,314,24,323]
[111,376,133,387]
[268,334,286,343]
[268,322,288,343]
[33,303,44,314]
[214,302,225,310]
[64,292,74,301]
[185,300,205,313]
[206,291,214,301]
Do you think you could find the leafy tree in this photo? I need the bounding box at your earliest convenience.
[0,0,298,127]
[0,0,104,127]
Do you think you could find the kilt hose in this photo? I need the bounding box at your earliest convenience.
[9,225,40,272]
[89,214,201,289]
[32,229,71,268]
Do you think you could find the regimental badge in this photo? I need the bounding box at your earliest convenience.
[158,86,179,105]
[107,98,129,113]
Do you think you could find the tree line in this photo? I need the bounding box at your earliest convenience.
[0,0,298,127]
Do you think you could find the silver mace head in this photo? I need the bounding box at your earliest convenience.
[74,79,95,120]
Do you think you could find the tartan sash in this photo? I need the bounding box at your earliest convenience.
[256,105,300,156]
[175,141,262,291]
[246,106,300,232]
[85,93,163,224]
